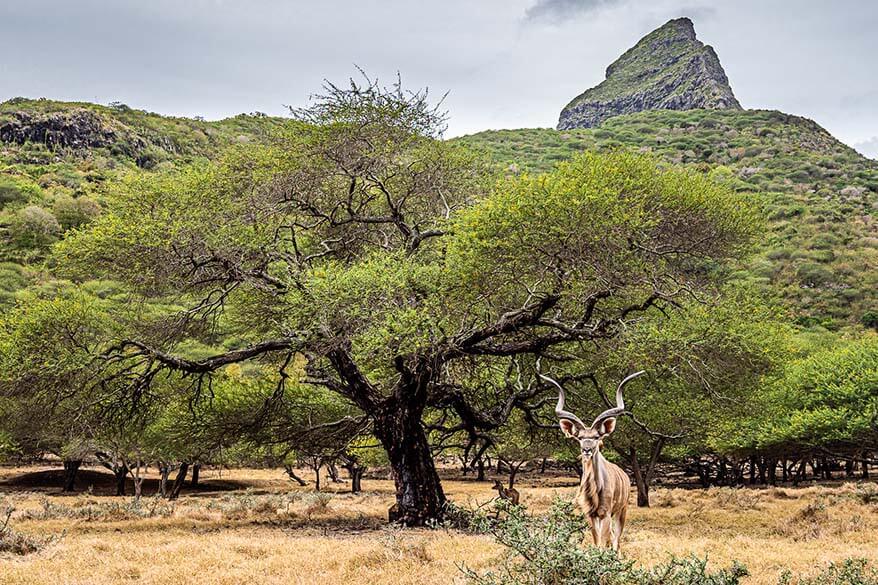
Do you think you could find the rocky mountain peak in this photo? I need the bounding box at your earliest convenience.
[558,18,741,130]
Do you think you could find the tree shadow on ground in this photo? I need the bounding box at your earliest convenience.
[0,467,248,497]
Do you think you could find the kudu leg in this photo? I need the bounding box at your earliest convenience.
[590,516,613,548]
[588,517,601,547]
[610,516,623,551]
[614,508,627,553]
[600,517,613,548]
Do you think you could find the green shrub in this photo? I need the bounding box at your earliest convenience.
[779,559,878,585]
[52,195,101,231]
[8,205,61,249]
[0,262,27,292]
[766,248,793,260]
[0,177,29,207]
[135,146,169,169]
[461,498,748,585]
[809,249,835,263]
[796,262,834,287]
[0,430,17,461]
[0,262,28,307]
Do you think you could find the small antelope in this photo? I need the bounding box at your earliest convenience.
[492,480,520,505]
[540,368,644,552]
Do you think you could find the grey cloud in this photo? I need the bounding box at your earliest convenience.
[0,0,876,148]
[675,5,717,22]
[840,91,878,112]
[854,137,878,159]
[523,0,625,24]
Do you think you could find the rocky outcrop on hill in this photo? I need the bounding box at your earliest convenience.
[0,109,144,154]
[558,18,741,130]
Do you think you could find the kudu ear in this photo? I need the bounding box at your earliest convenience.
[559,419,582,439]
[597,417,617,437]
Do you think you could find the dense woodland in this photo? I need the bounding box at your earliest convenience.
[0,81,876,526]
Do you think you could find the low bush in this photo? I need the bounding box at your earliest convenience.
[710,487,763,510]
[0,501,59,556]
[204,489,300,519]
[461,498,748,585]
[52,195,101,230]
[771,500,865,541]
[779,558,878,585]
[302,492,334,518]
[21,496,174,522]
[7,205,61,250]
[830,483,878,507]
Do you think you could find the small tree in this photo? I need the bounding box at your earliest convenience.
[741,335,878,475]
[591,290,789,506]
[489,412,558,489]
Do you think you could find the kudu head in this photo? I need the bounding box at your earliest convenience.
[538,364,645,462]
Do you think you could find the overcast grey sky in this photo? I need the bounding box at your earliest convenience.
[1,0,876,157]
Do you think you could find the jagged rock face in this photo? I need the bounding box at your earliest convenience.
[558,18,741,130]
[0,109,144,155]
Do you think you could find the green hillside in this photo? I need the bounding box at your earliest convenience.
[3,99,876,329]
[0,98,283,305]
[457,109,878,328]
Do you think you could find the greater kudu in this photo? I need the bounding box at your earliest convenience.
[540,366,645,551]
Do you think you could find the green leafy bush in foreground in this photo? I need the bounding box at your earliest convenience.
[461,498,878,585]
[779,559,878,585]
[461,498,748,585]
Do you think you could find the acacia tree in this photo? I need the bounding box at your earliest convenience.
[49,78,758,525]
[0,285,196,496]
[582,292,789,506]
[194,369,368,492]
[715,334,878,483]
[0,286,119,491]
[487,411,560,489]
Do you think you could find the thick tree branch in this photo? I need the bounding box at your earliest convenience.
[114,338,301,374]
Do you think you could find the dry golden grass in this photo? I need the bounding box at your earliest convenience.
[1,465,877,584]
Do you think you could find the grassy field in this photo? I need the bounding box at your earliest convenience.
[1,465,877,584]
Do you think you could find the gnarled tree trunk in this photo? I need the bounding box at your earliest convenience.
[349,464,364,493]
[627,437,665,508]
[374,400,445,526]
[159,462,171,496]
[629,449,650,507]
[342,458,365,493]
[327,462,343,483]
